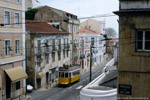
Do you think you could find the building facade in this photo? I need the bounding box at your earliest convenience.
[25,0,41,11]
[80,19,105,34]
[79,28,105,74]
[26,20,70,89]
[0,0,27,99]
[26,5,80,66]
[114,0,150,99]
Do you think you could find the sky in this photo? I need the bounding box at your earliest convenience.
[38,0,119,33]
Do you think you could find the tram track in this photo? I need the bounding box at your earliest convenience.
[30,87,65,100]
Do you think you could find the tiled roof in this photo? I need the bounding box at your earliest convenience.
[26,20,69,34]
[79,28,99,34]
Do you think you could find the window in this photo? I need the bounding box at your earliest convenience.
[91,38,95,47]
[4,11,10,25]
[136,30,150,51]
[14,13,19,26]
[67,51,69,57]
[89,26,91,29]
[63,51,65,58]
[14,0,19,3]
[99,38,102,45]
[16,81,20,90]
[58,51,61,61]
[58,39,61,50]
[94,58,96,62]
[52,52,55,62]
[45,54,49,64]
[45,40,49,53]
[85,26,87,29]
[64,39,66,49]
[52,39,55,50]
[82,40,84,48]
[5,40,11,56]
[68,24,72,33]
[37,40,41,54]
[15,40,20,55]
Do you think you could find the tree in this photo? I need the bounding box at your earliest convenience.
[105,28,117,38]
[25,8,37,20]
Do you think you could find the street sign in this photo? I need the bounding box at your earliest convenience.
[119,84,132,95]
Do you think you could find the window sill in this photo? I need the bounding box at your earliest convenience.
[4,25,11,27]
[14,25,20,28]
[15,54,21,56]
[132,50,150,57]
[5,55,11,57]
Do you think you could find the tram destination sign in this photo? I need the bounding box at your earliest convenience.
[119,84,132,95]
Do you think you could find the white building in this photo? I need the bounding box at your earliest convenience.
[25,0,41,10]
[26,20,70,89]
[79,28,105,74]
[80,43,118,100]
[80,58,117,100]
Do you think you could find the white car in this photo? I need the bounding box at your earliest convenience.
[27,85,33,93]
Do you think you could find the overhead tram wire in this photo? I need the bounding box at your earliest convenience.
[0,12,117,26]
[78,13,117,19]
[0,37,137,57]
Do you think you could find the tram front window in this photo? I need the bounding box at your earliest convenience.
[65,72,68,78]
[59,72,64,78]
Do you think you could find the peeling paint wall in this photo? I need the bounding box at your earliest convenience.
[26,33,70,89]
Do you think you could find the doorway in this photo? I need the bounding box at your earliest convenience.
[46,72,49,84]
[37,79,41,89]
[6,74,11,99]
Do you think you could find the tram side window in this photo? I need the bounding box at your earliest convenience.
[72,70,80,77]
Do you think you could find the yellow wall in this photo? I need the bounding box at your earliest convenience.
[0,0,22,10]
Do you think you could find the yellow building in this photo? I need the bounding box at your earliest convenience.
[80,19,105,34]
[114,0,150,99]
[0,0,27,99]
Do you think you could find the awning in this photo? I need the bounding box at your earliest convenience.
[37,72,45,79]
[5,66,28,83]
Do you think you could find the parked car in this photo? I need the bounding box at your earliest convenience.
[27,85,33,93]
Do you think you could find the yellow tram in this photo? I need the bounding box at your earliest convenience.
[58,65,81,85]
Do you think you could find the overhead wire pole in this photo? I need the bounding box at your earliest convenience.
[90,38,94,82]
[89,45,93,82]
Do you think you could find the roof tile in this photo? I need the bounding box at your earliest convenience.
[26,20,69,34]
[79,28,99,34]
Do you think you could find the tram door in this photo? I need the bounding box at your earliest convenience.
[69,73,71,83]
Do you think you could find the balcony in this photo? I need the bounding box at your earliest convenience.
[63,44,70,51]
[52,46,58,52]
[35,48,42,56]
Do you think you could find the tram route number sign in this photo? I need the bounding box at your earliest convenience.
[119,84,132,95]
